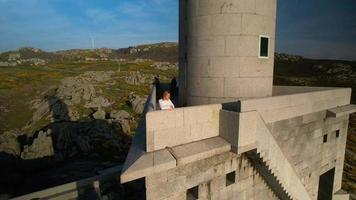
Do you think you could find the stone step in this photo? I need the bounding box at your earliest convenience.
[254,113,312,200]
[246,150,292,200]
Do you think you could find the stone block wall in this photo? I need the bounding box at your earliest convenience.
[180,0,277,106]
[146,152,278,200]
[240,87,351,124]
[266,111,349,199]
[146,104,221,152]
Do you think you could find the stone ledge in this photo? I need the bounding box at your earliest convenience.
[170,137,231,166]
[11,165,122,200]
[333,189,350,200]
[327,104,356,118]
[121,137,231,183]
[120,149,176,184]
[241,86,351,123]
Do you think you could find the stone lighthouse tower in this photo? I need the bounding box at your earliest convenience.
[179,0,277,106]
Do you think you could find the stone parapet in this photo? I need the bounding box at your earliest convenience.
[146,104,221,152]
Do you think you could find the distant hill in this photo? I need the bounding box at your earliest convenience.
[274,52,356,102]
[0,42,179,66]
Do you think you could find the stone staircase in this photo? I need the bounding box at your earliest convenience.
[247,149,292,200]
[248,114,312,200]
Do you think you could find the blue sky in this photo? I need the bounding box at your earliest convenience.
[0,0,355,60]
[276,0,356,61]
[0,0,179,51]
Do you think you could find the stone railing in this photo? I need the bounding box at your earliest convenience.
[146,104,221,152]
[10,165,122,200]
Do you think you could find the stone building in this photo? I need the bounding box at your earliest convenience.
[121,0,355,200]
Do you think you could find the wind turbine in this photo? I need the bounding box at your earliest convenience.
[89,34,95,50]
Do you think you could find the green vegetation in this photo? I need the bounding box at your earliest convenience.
[0,58,178,133]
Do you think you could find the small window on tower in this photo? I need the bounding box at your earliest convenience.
[226,171,236,186]
[336,130,340,138]
[259,35,269,58]
[187,186,198,200]
[323,134,328,143]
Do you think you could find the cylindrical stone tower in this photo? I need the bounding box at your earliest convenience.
[179,0,277,106]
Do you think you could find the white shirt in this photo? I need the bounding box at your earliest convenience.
[159,99,175,110]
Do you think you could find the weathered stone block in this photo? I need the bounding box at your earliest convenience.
[238,111,257,150]
[189,77,225,97]
[255,0,277,17]
[188,57,209,77]
[187,96,209,106]
[191,36,225,57]
[211,13,242,35]
[224,77,241,98]
[225,35,259,57]
[208,56,240,77]
[171,137,231,166]
[239,77,273,97]
[193,15,212,36]
[241,13,275,36]
[224,0,256,13]
[219,110,239,147]
[239,57,273,77]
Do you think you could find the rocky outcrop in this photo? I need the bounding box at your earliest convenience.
[0,105,10,113]
[110,110,133,134]
[84,96,111,108]
[275,53,303,62]
[93,108,106,120]
[0,62,9,66]
[312,63,356,82]
[32,96,71,122]
[110,110,131,121]
[124,71,154,86]
[0,132,21,156]
[150,62,178,70]
[47,120,127,160]
[128,93,147,114]
[21,130,54,160]
[57,71,114,107]
[8,53,21,61]
[3,69,147,162]
[118,120,131,135]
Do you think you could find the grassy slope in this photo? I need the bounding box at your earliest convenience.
[0,60,178,133]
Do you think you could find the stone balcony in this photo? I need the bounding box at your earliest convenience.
[120,85,355,193]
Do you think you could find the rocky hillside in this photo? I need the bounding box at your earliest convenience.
[0,44,178,198]
[0,42,178,67]
[274,53,356,92]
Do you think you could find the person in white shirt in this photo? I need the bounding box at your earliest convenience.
[159,91,175,110]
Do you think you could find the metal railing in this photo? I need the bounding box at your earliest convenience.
[146,86,157,112]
